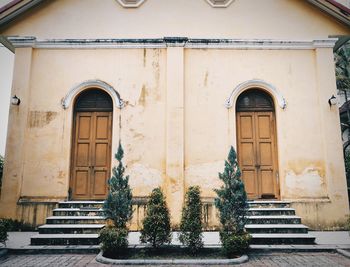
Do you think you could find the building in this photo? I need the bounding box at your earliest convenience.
[0,0,350,230]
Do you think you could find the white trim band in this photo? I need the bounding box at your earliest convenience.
[7,37,338,50]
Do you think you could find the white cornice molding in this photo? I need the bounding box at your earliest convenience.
[6,37,338,50]
[62,80,124,109]
[225,79,287,110]
[205,0,235,8]
[116,0,146,8]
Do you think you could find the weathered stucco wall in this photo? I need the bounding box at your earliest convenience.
[0,0,349,229]
[0,45,348,229]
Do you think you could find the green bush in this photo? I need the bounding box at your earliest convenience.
[220,231,251,258]
[102,142,132,257]
[0,219,8,246]
[140,187,171,248]
[100,226,128,258]
[215,146,251,257]
[0,218,34,232]
[179,186,203,254]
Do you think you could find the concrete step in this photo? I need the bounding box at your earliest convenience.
[248,208,295,216]
[38,224,105,234]
[31,234,99,246]
[246,215,301,224]
[58,201,104,209]
[53,208,104,216]
[46,216,105,225]
[248,201,291,209]
[245,224,308,234]
[250,233,315,245]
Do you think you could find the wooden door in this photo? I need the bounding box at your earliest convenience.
[71,111,112,200]
[236,90,278,199]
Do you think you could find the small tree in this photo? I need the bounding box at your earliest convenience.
[101,142,132,258]
[214,146,250,257]
[140,187,171,248]
[179,186,203,254]
[103,142,133,229]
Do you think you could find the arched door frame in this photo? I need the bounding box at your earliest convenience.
[226,79,284,199]
[63,80,123,199]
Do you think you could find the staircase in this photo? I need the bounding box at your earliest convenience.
[31,201,105,246]
[31,200,315,246]
[246,201,315,245]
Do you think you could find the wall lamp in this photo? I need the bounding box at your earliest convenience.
[11,95,20,105]
[328,95,337,107]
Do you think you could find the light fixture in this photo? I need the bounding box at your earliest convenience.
[328,95,337,106]
[11,95,20,105]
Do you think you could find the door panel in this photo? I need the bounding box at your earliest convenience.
[71,111,112,200]
[75,170,89,196]
[237,111,278,199]
[92,171,108,196]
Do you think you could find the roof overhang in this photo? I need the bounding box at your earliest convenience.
[0,0,45,28]
[306,0,350,27]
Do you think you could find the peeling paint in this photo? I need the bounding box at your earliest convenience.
[28,111,58,128]
[127,163,162,195]
[284,166,327,198]
[185,161,224,196]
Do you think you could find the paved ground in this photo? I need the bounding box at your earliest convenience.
[4,231,350,248]
[0,252,349,266]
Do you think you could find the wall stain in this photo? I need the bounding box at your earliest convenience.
[139,85,147,106]
[143,48,146,67]
[287,160,326,178]
[204,71,208,87]
[152,49,161,100]
[28,111,58,128]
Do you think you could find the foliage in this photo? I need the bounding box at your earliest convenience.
[220,231,251,258]
[345,151,350,193]
[0,155,3,188]
[215,146,249,233]
[214,146,250,256]
[102,142,132,257]
[103,142,133,229]
[100,226,128,258]
[0,218,34,232]
[335,42,350,96]
[140,187,171,248]
[179,186,203,254]
[0,219,8,246]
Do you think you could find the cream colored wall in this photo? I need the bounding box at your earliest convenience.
[0,45,348,229]
[0,47,168,224]
[184,47,349,229]
[1,0,350,39]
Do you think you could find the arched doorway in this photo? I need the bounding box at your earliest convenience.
[70,89,113,200]
[236,89,279,199]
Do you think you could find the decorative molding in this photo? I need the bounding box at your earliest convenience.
[116,0,146,8]
[61,80,124,109]
[7,37,338,50]
[225,79,287,110]
[205,0,235,8]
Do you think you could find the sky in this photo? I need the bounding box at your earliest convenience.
[0,1,12,156]
[0,46,12,156]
